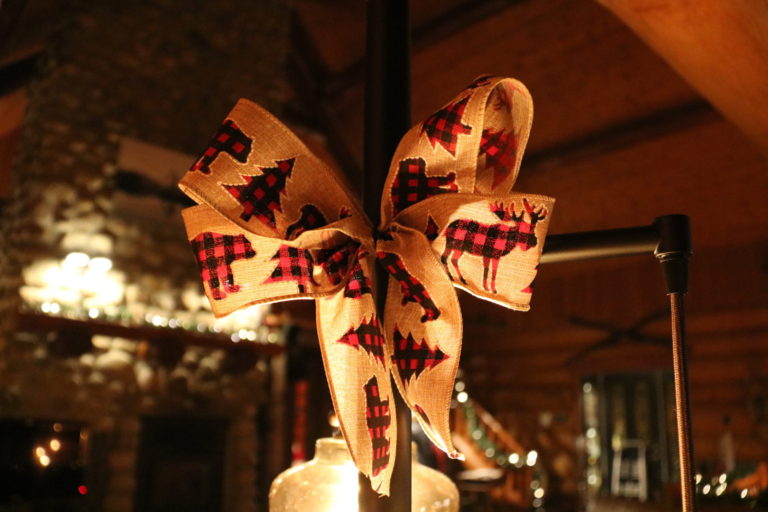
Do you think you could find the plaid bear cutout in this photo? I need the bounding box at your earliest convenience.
[191,119,252,174]
[190,232,256,300]
[364,376,391,478]
[286,204,328,240]
[263,244,318,293]
[421,96,472,156]
[391,157,458,215]
[315,240,359,285]
[344,249,373,299]
[479,129,518,189]
[336,315,385,365]
[392,327,449,383]
[223,158,295,231]
[377,252,441,322]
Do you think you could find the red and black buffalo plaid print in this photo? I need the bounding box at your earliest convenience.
[414,404,431,426]
[315,240,358,285]
[421,96,472,156]
[223,158,295,230]
[390,158,458,215]
[191,119,252,174]
[263,244,318,293]
[344,249,373,299]
[424,215,439,242]
[377,252,441,322]
[336,315,385,364]
[466,75,491,89]
[364,376,391,477]
[392,327,449,382]
[190,232,256,300]
[286,204,328,240]
[479,129,518,189]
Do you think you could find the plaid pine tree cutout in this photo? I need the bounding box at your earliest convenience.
[377,252,441,322]
[424,215,439,242]
[364,376,391,478]
[315,240,359,285]
[336,315,385,364]
[392,327,449,383]
[191,119,252,174]
[286,204,328,240]
[344,249,373,299]
[223,157,295,230]
[479,129,518,189]
[190,232,256,300]
[263,244,318,293]
[421,96,472,156]
[391,157,458,215]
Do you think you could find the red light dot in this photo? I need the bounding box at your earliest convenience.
[78,485,87,495]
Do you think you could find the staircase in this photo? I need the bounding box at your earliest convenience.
[452,399,534,509]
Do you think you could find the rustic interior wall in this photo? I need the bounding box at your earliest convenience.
[0,1,290,511]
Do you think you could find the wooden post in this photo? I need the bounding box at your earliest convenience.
[359,1,412,511]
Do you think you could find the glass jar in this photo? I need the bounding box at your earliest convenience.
[269,437,459,512]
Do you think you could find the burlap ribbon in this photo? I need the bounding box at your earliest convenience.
[179,76,555,495]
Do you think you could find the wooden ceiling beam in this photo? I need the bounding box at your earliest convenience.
[596,0,768,156]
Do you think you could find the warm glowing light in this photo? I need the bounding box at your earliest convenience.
[586,428,597,439]
[35,446,46,457]
[88,308,99,319]
[716,483,727,496]
[582,382,593,393]
[695,473,702,484]
[78,485,88,495]
[456,391,468,403]
[49,439,61,452]
[471,430,482,440]
[484,448,495,458]
[718,473,727,484]
[702,484,711,494]
[39,454,51,467]
[531,480,540,490]
[53,423,63,432]
[508,453,520,465]
[526,450,538,466]
[532,498,543,508]
[534,488,545,499]
[49,302,61,314]
[88,257,112,272]
[741,489,749,499]
[63,252,89,269]
[454,381,465,392]
[587,474,598,485]
[231,334,241,343]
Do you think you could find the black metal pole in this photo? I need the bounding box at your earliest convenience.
[359,1,412,511]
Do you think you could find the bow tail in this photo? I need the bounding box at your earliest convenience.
[314,251,397,495]
[377,227,464,459]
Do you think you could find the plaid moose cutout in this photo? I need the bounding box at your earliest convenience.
[336,315,386,365]
[421,96,472,156]
[191,119,252,174]
[391,157,458,215]
[344,250,373,299]
[316,240,359,285]
[263,244,318,293]
[364,376,391,478]
[286,204,328,240]
[377,252,441,322]
[479,129,518,189]
[441,199,547,293]
[190,232,256,300]
[392,327,449,383]
[223,157,295,230]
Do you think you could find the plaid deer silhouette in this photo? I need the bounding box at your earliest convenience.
[191,232,256,300]
[440,199,547,293]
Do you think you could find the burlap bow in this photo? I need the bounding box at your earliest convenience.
[179,76,554,494]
